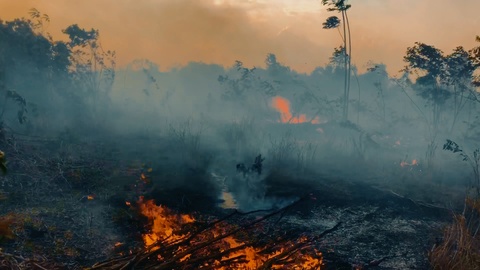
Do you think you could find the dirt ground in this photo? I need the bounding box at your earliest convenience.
[0,134,457,269]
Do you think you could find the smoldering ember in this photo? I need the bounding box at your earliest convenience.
[1,2,480,270]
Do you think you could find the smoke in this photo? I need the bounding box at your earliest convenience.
[1,3,479,214]
[2,0,479,74]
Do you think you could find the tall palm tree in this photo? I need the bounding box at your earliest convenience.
[322,0,352,121]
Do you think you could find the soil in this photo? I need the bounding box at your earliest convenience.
[0,135,456,269]
[263,174,452,269]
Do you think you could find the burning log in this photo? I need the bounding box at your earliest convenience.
[89,196,341,269]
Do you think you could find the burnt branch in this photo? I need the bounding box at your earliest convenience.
[88,196,339,270]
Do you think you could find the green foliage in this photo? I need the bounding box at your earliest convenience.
[0,10,117,133]
[322,16,341,29]
[329,46,347,69]
[404,42,479,102]
[63,24,98,48]
[218,60,276,101]
[0,13,70,131]
[321,0,351,12]
[28,8,50,31]
[445,46,476,85]
[62,23,116,125]
[403,40,480,135]
[470,36,480,87]
[404,43,445,77]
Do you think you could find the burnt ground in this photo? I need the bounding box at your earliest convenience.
[0,135,456,269]
[261,173,453,269]
[129,168,454,269]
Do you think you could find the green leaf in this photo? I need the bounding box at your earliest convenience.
[323,16,341,29]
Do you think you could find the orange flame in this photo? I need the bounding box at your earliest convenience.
[136,197,323,269]
[137,196,195,247]
[400,159,418,167]
[87,195,95,200]
[271,96,320,124]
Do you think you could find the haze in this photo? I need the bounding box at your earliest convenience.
[1,0,478,74]
[1,1,480,268]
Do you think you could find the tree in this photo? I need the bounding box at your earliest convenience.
[321,0,352,121]
[444,46,477,131]
[403,43,451,134]
[403,40,480,169]
[63,25,115,124]
[403,43,449,170]
[0,13,72,132]
[469,35,480,88]
[366,63,389,123]
[217,60,258,101]
[217,59,280,119]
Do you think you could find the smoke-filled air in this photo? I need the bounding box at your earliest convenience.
[1,1,480,269]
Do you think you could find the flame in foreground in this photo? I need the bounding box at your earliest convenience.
[138,196,195,246]
[137,197,323,269]
[271,96,320,124]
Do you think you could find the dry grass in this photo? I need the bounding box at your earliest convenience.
[429,197,480,270]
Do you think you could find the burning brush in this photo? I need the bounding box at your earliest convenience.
[89,195,340,270]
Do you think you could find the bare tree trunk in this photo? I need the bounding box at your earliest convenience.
[345,10,352,122]
[341,10,348,121]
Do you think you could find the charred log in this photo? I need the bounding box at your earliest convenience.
[89,196,339,270]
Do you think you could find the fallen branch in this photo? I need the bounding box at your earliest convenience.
[89,196,339,270]
[0,251,64,270]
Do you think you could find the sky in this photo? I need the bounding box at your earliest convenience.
[0,0,479,75]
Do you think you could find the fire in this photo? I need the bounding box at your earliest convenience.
[87,195,95,200]
[136,197,323,269]
[271,96,320,124]
[400,159,418,167]
[137,196,195,247]
[214,235,322,269]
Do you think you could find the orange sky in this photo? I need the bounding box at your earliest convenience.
[0,0,478,75]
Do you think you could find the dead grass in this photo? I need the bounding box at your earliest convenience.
[429,197,480,270]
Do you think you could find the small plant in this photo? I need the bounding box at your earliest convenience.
[220,117,257,157]
[236,154,265,177]
[0,90,29,125]
[267,131,297,167]
[443,139,480,193]
[295,142,318,174]
[168,119,208,170]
